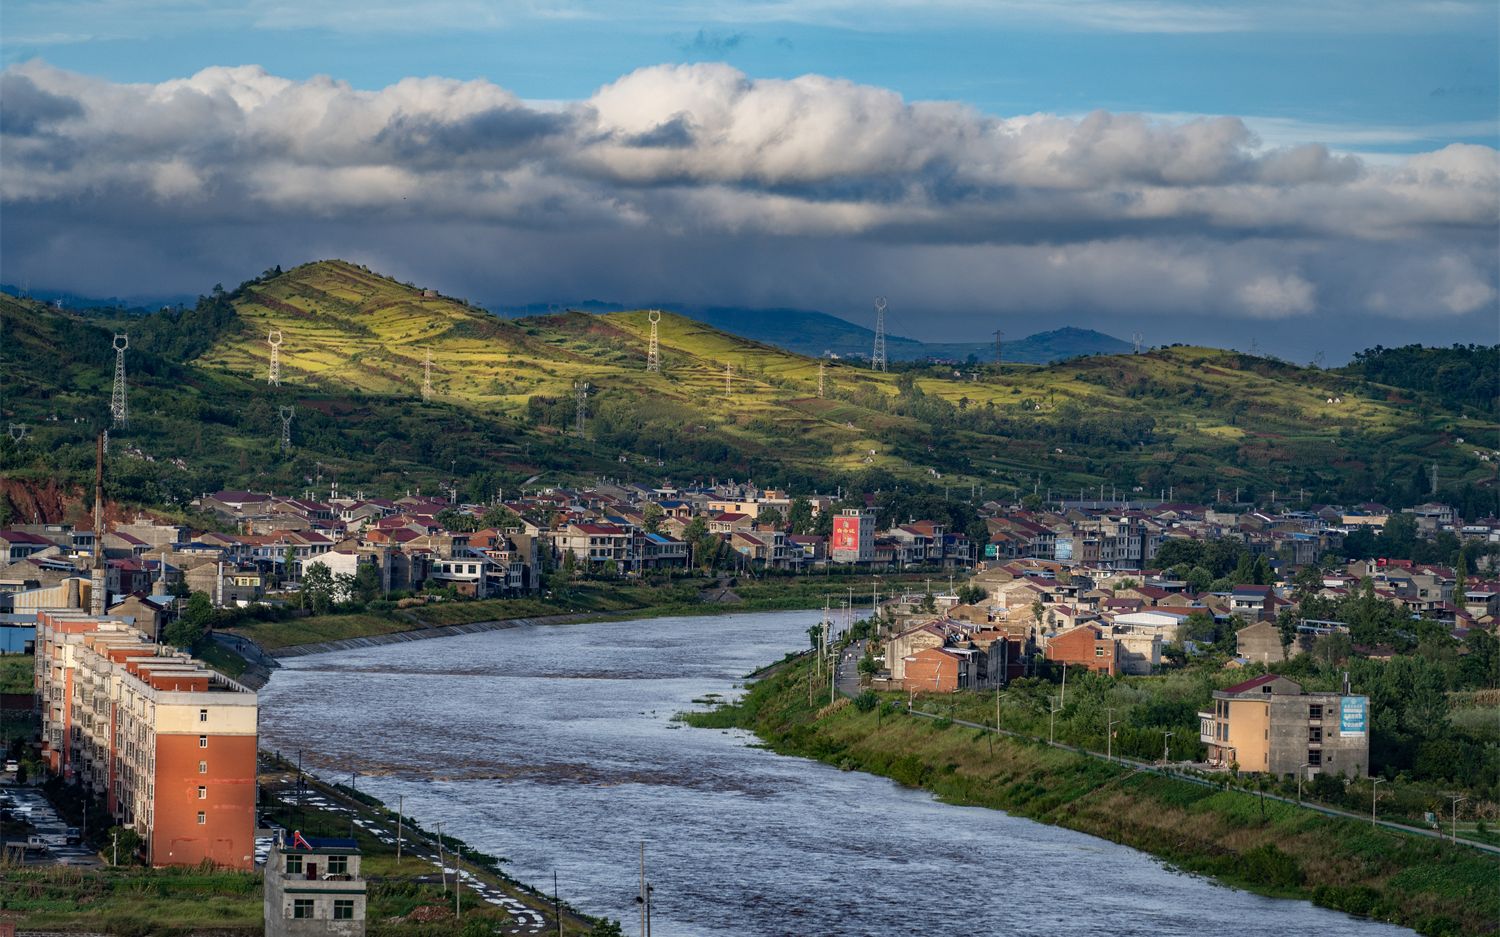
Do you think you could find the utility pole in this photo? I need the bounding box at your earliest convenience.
[1451,795,1465,843]
[267,329,283,385]
[1297,763,1310,804]
[110,334,129,426]
[396,794,403,863]
[1161,730,1173,765]
[1106,708,1119,763]
[1049,695,1060,745]
[639,842,647,937]
[437,821,446,894]
[1371,778,1384,826]
[455,844,462,919]
[646,310,661,372]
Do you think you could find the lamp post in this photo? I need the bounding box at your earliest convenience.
[1371,778,1384,826]
[1161,730,1174,766]
[1049,695,1061,745]
[1297,763,1310,804]
[1452,795,1467,844]
[1107,717,1121,764]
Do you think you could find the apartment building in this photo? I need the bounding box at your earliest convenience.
[1199,674,1368,778]
[34,610,258,869]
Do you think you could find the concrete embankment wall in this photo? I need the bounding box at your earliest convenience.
[268,613,596,659]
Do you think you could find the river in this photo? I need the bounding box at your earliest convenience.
[259,609,1412,937]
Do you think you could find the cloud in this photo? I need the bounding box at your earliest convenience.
[679,28,748,54]
[0,60,1495,342]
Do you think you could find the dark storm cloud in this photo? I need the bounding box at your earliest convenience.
[0,60,1495,351]
[0,72,82,135]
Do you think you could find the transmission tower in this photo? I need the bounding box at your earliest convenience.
[817,360,826,398]
[278,406,294,452]
[724,362,733,398]
[110,334,129,427]
[646,310,661,373]
[267,329,283,385]
[574,382,589,437]
[421,348,434,401]
[871,298,887,372]
[6,424,26,443]
[1312,350,1326,369]
[1132,332,1143,354]
[1430,462,1439,496]
[992,329,1003,367]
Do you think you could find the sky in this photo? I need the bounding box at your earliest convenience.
[2,1,1497,360]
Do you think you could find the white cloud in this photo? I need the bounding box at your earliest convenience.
[0,60,1495,332]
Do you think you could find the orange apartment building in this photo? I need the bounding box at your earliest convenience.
[34,610,258,869]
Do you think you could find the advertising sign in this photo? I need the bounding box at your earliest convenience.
[1340,695,1367,738]
[984,544,998,558]
[832,515,859,551]
[1054,539,1074,561]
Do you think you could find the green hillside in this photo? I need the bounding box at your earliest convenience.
[1,260,1494,519]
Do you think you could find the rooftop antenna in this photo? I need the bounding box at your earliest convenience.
[817,360,826,398]
[1132,332,1143,354]
[724,362,733,398]
[421,348,434,401]
[871,298,887,372]
[110,334,129,427]
[278,406,294,452]
[993,329,1003,367]
[646,310,662,373]
[267,329,283,386]
[574,381,588,438]
[91,432,107,615]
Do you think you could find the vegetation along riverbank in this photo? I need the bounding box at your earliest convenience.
[684,652,1499,937]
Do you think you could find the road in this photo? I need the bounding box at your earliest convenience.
[0,785,102,867]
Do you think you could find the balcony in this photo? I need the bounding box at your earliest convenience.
[1197,711,1216,746]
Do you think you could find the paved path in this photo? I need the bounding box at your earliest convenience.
[262,763,576,935]
[0,785,101,867]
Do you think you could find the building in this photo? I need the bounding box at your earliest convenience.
[830,509,876,564]
[264,833,367,937]
[34,610,258,869]
[1199,674,1369,778]
[901,646,975,693]
[1044,623,1119,676]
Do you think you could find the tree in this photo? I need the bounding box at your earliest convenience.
[479,504,519,529]
[1276,607,1298,656]
[786,497,814,535]
[756,506,783,529]
[283,544,297,582]
[642,503,664,534]
[167,592,213,648]
[436,507,479,533]
[301,563,336,614]
[352,562,383,603]
[1031,599,1046,627]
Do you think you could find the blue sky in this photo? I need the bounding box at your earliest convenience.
[2,1,1496,357]
[6,1,1496,155]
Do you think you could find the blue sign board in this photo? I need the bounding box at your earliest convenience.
[1340,695,1367,738]
[984,544,998,558]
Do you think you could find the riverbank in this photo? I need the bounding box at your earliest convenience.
[686,654,1497,937]
[224,572,911,659]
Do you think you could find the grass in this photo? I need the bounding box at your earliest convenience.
[0,654,33,693]
[689,653,1500,937]
[0,865,262,936]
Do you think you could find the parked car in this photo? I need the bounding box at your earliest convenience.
[64,827,82,845]
[3,759,18,773]
[26,834,49,851]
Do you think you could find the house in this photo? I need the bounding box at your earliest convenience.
[556,523,634,571]
[1045,624,1119,676]
[264,833,367,937]
[1235,620,1295,663]
[1199,674,1369,778]
[902,645,976,693]
[0,530,55,562]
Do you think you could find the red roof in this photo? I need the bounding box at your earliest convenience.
[1221,673,1281,695]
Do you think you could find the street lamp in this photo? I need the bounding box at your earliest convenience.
[1371,777,1385,826]
[1297,763,1311,804]
[1107,717,1121,764]
[1049,695,1061,745]
[1161,731,1174,766]
[1452,795,1467,844]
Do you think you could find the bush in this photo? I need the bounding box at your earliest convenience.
[1238,844,1305,889]
[854,690,879,712]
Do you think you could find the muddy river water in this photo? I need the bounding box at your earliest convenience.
[259,609,1411,936]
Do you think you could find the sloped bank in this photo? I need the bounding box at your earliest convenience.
[686,655,1496,937]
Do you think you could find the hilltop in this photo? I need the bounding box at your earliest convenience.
[1,260,1494,519]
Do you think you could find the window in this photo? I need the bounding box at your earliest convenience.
[199,761,207,774]
[196,811,206,824]
[197,786,207,800]
[199,708,208,722]
[1094,647,1105,657]
[1309,704,1323,720]
[285,854,302,874]
[1307,749,1322,766]
[333,899,355,920]
[327,855,348,875]
[292,899,314,919]
[1309,727,1322,743]
[198,735,208,749]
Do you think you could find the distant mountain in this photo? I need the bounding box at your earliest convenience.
[494,302,1129,364]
